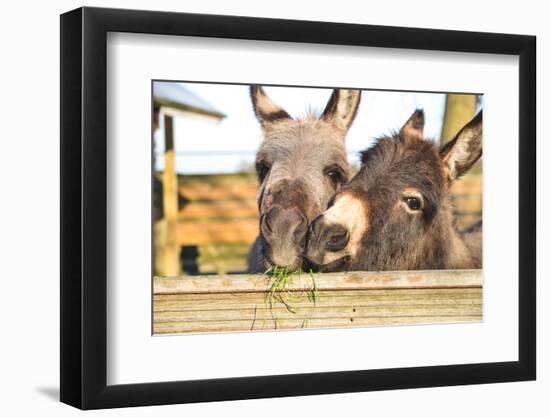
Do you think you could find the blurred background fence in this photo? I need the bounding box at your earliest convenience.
[173,172,258,274]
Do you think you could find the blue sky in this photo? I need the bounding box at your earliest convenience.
[154,83,457,174]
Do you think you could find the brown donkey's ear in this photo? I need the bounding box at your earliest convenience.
[321,89,362,132]
[440,110,483,181]
[250,85,291,128]
[399,109,425,141]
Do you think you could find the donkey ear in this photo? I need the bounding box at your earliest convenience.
[321,89,362,132]
[250,85,291,127]
[400,109,425,141]
[440,110,483,181]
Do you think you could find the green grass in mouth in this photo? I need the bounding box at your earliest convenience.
[264,266,320,319]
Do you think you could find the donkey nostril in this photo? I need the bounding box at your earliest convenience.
[264,216,273,233]
[308,215,323,238]
[263,209,278,234]
[292,213,308,242]
[325,227,350,252]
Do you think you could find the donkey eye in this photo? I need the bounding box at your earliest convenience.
[325,167,345,187]
[256,162,271,182]
[404,197,422,211]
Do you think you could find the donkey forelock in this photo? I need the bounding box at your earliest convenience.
[256,118,350,218]
[248,86,361,272]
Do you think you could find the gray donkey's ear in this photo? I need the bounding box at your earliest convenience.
[321,89,362,132]
[250,85,291,127]
[440,110,483,180]
[399,109,425,141]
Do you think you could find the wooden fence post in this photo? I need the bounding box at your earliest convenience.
[159,114,181,276]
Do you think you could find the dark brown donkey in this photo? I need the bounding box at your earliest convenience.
[248,86,362,273]
[306,109,483,272]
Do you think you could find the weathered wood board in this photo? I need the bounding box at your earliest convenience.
[153,269,482,335]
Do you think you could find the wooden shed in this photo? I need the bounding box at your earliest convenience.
[153,82,226,276]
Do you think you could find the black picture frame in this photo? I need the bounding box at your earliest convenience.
[60,6,536,410]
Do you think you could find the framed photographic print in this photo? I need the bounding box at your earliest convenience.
[60,6,536,409]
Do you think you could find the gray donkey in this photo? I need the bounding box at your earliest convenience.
[248,86,361,273]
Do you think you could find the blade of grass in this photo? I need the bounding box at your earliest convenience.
[309,269,319,306]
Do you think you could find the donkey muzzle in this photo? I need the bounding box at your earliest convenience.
[306,215,350,266]
[260,206,307,269]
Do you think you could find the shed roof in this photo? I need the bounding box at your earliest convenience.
[153,82,226,119]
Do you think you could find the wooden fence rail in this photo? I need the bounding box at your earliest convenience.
[153,269,483,335]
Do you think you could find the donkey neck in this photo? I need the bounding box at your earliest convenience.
[428,201,478,269]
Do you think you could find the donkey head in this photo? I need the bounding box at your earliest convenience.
[251,86,361,271]
[306,109,482,271]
